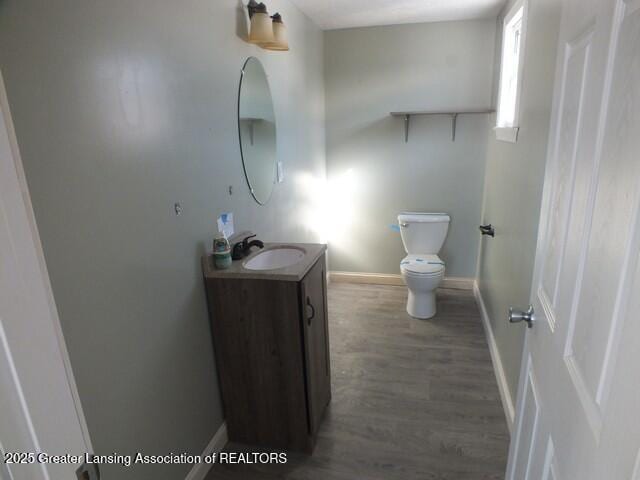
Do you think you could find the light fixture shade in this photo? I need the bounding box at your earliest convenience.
[263,13,289,51]
[248,11,274,45]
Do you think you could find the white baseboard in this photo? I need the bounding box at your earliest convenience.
[441,277,475,290]
[184,422,228,480]
[473,281,515,432]
[330,271,404,286]
[329,271,474,290]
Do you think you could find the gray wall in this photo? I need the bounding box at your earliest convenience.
[477,0,561,401]
[0,1,324,478]
[324,20,496,277]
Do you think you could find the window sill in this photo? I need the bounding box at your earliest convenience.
[494,126,519,143]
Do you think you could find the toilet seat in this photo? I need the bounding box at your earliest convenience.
[400,254,445,276]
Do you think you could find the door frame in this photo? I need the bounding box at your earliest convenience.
[0,68,93,454]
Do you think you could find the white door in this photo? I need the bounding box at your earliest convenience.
[506,0,640,478]
[0,72,94,479]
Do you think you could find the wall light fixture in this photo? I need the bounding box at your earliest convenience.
[247,0,289,52]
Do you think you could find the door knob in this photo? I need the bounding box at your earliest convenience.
[509,305,535,328]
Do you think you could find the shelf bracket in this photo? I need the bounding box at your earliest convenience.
[404,114,410,143]
[248,119,255,146]
[451,113,458,142]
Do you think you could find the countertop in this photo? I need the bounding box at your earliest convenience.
[202,242,327,282]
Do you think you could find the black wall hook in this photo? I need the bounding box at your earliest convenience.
[479,224,495,237]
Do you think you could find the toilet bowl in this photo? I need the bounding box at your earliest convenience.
[398,213,450,319]
[400,255,445,319]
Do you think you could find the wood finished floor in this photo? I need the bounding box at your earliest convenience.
[206,283,509,480]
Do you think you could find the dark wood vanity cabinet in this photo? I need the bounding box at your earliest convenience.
[202,247,331,453]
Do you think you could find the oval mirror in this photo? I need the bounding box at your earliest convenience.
[238,57,277,205]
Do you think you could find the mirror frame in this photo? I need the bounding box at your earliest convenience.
[237,57,277,206]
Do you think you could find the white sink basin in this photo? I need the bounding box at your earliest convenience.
[243,246,306,271]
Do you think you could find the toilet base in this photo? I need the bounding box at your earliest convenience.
[407,289,436,319]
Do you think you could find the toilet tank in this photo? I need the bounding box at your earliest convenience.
[398,212,450,254]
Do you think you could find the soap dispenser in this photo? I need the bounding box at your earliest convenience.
[212,231,232,269]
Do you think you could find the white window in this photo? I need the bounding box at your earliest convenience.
[495,0,527,142]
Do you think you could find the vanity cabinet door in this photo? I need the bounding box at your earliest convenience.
[300,255,331,436]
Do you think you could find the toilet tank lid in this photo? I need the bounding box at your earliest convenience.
[398,212,450,223]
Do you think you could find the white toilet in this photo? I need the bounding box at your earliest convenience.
[398,212,450,319]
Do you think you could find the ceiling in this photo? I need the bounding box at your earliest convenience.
[287,0,506,30]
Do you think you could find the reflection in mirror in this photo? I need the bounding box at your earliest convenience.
[238,57,277,205]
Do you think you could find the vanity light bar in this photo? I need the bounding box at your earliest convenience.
[247,0,289,51]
